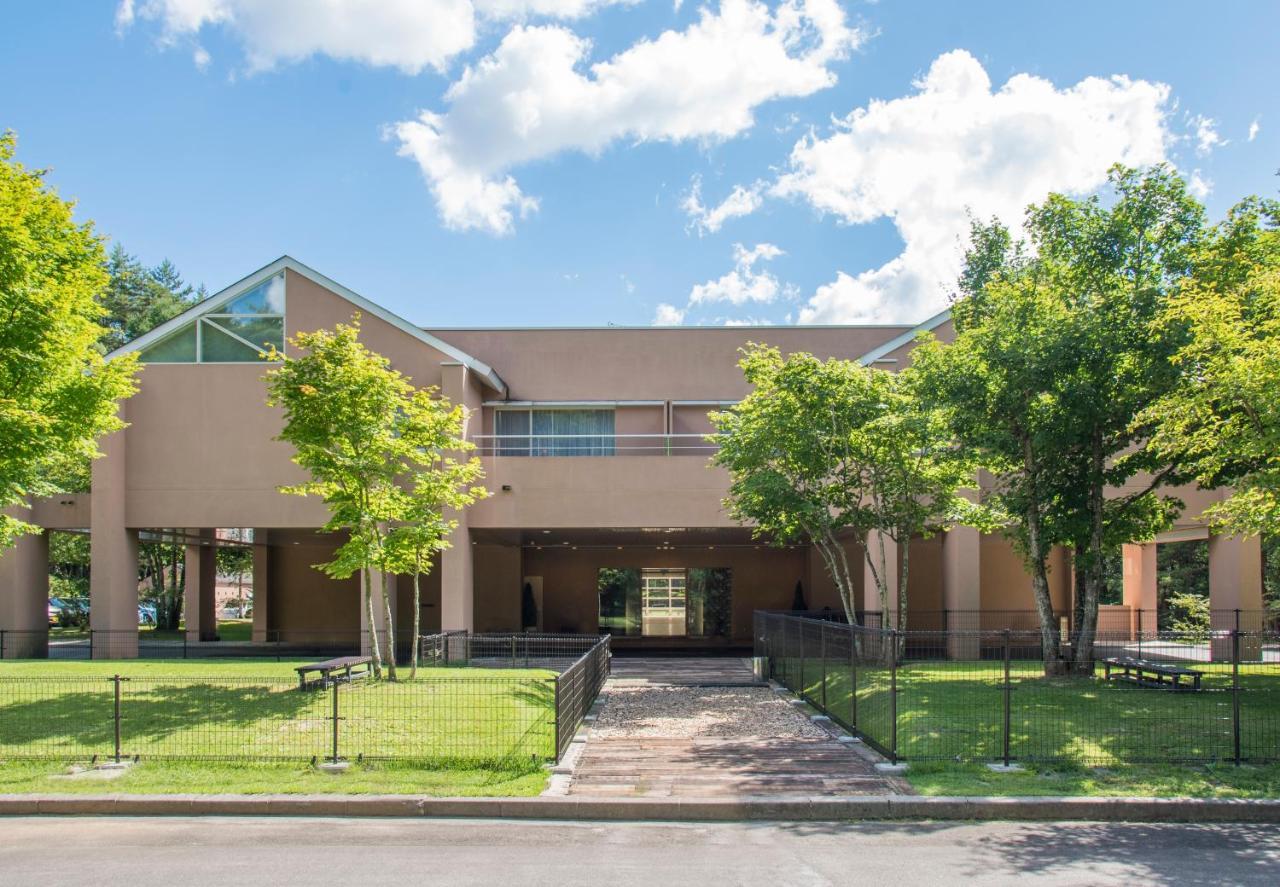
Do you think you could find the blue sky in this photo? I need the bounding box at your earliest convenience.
[3,1,1276,327]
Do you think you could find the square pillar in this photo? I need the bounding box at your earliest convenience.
[440,361,481,633]
[863,530,899,629]
[90,406,139,658]
[942,525,981,659]
[0,511,50,658]
[252,530,270,642]
[184,530,217,642]
[1122,543,1158,640]
[1209,534,1263,661]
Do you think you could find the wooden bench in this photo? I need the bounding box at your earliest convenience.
[1102,656,1202,691]
[295,656,372,690]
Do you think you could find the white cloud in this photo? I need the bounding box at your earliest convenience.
[683,176,767,235]
[392,0,863,233]
[1190,114,1225,156]
[1249,117,1261,142]
[653,303,687,325]
[115,0,633,74]
[1187,169,1212,199]
[689,242,786,307]
[762,49,1172,323]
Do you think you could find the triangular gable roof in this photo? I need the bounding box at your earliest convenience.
[856,307,952,365]
[108,255,508,396]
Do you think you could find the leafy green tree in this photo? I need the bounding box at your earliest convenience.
[0,131,139,551]
[712,345,969,628]
[1142,197,1280,536]
[265,318,413,679]
[914,165,1206,673]
[385,387,487,679]
[98,245,197,353]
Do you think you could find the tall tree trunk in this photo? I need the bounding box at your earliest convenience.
[1024,440,1063,675]
[363,566,383,679]
[897,536,910,657]
[411,551,423,680]
[381,566,398,681]
[1071,436,1106,675]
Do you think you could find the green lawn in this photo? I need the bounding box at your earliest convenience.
[0,659,558,770]
[0,760,547,796]
[907,761,1280,799]
[779,657,1280,767]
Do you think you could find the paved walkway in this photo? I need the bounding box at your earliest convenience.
[568,657,904,798]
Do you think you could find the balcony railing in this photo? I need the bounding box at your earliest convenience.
[472,433,720,457]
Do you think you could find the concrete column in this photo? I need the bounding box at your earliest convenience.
[0,509,50,658]
[184,531,217,642]
[1122,542,1158,639]
[90,404,138,658]
[252,530,270,642]
[863,530,899,628]
[1209,534,1264,660]
[440,362,480,633]
[942,525,981,658]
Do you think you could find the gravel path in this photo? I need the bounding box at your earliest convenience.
[591,685,829,740]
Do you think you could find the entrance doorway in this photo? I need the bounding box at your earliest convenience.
[641,569,686,637]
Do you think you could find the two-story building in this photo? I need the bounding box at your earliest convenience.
[0,257,1265,657]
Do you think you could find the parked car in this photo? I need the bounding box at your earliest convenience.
[49,597,89,628]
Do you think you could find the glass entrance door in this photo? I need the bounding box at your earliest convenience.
[641,569,686,637]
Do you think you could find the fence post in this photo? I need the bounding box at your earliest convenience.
[331,679,341,764]
[112,674,123,764]
[849,624,858,731]
[1002,629,1012,768]
[553,672,562,760]
[798,620,807,701]
[889,629,899,764]
[89,629,94,661]
[1232,629,1242,766]
[820,624,829,713]
[511,634,517,668]
[1235,609,1241,633]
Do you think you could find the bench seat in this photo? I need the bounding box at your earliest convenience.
[295,655,373,690]
[1102,656,1202,691]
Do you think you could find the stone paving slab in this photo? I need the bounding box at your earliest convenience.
[568,657,904,798]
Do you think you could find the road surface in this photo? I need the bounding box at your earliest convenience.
[1,816,1276,886]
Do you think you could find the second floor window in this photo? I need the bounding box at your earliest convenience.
[495,408,615,456]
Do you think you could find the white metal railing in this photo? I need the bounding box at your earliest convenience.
[471,433,721,457]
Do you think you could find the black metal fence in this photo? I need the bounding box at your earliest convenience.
[771,608,1280,634]
[0,634,611,765]
[420,631,608,669]
[755,611,1280,767]
[1,629,420,662]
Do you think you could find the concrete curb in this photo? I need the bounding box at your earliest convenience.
[2,793,1279,822]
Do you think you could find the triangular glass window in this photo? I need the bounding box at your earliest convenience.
[137,322,197,362]
[138,272,285,363]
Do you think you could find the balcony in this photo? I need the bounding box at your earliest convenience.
[472,433,721,457]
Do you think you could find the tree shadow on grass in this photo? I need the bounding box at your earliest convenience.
[0,681,322,757]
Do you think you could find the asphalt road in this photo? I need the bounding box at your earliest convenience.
[1,816,1277,886]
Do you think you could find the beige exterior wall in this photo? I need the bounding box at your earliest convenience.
[6,258,1257,651]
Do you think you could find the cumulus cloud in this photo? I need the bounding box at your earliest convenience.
[761,50,1172,322]
[392,0,863,233]
[1249,117,1261,142]
[683,176,767,235]
[1187,169,1212,199]
[653,243,788,325]
[653,302,687,325]
[1190,114,1226,156]
[115,0,633,74]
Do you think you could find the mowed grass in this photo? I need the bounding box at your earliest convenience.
[906,760,1280,799]
[780,657,1280,766]
[0,760,548,796]
[0,659,558,768]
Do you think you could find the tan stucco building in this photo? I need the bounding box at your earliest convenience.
[0,257,1266,657]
